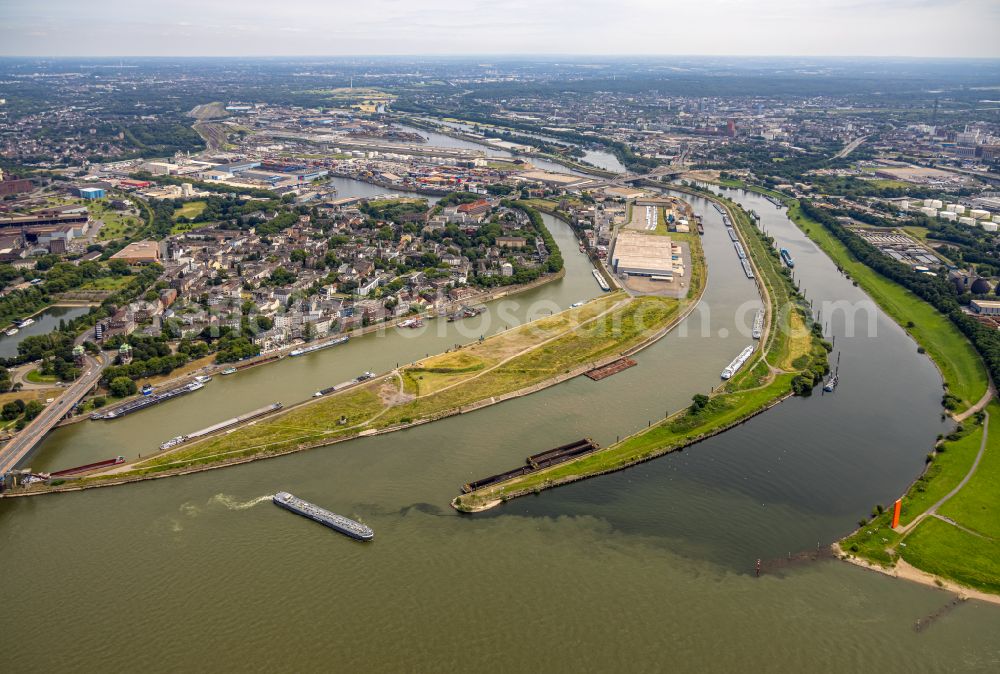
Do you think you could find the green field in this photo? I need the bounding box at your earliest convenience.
[938,405,1000,539]
[901,517,1000,594]
[173,200,207,221]
[840,401,1000,593]
[89,199,140,241]
[896,421,984,527]
[787,201,988,411]
[78,276,135,292]
[25,369,58,384]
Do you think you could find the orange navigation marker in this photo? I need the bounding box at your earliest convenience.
[892,498,902,529]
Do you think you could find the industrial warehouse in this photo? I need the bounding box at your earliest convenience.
[612,231,677,278]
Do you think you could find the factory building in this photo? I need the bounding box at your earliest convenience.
[611,231,675,279]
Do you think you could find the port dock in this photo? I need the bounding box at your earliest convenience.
[461,438,600,493]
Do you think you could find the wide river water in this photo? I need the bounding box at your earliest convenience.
[2,179,999,671]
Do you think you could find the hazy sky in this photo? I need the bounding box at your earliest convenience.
[3,0,999,58]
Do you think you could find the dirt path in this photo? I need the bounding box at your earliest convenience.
[896,411,990,535]
[953,379,994,422]
[408,296,633,399]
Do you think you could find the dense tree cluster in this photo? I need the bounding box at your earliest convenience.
[800,200,1000,390]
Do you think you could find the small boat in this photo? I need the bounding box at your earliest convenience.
[356,371,376,381]
[17,318,34,328]
[824,352,841,393]
[4,328,17,336]
[221,367,237,375]
[571,301,584,308]
[141,384,154,396]
[194,375,212,384]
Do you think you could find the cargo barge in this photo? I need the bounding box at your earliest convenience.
[159,403,283,450]
[461,438,599,493]
[751,309,764,340]
[585,358,637,381]
[592,268,611,291]
[721,345,755,380]
[713,202,726,214]
[272,492,374,541]
[289,335,349,357]
[741,258,755,279]
[734,241,747,260]
[48,456,126,477]
[92,380,205,420]
[727,227,738,242]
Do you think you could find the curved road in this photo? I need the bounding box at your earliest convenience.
[0,354,106,476]
[896,410,991,535]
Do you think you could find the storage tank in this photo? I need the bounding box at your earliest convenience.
[946,204,965,214]
[969,209,990,220]
[971,278,992,295]
[940,211,958,222]
[959,216,976,226]
[983,222,999,233]
[920,207,938,217]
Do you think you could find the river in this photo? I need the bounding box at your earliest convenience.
[1,183,998,672]
[428,119,627,173]
[0,305,92,359]
[394,122,593,176]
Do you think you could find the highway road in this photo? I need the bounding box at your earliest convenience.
[833,136,868,160]
[0,354,105,476]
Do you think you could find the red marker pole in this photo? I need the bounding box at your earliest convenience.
[892,499,902,529]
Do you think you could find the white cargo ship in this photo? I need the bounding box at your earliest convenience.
[721,345,755,380]
[289,335,349,357]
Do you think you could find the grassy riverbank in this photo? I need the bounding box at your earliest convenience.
[840,401,1000,594]
[454,191,829,512]
[720,182,1000,595]
[47,291,689,487]
[785,201,988,411]
[696,176,987,412]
